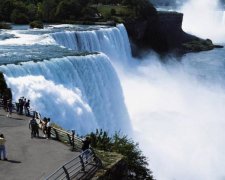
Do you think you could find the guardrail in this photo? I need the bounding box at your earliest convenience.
[45,148,102,180]
[50,127,83,150]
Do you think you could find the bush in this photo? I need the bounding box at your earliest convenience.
[29,20,44,29]
[89,129,154,180]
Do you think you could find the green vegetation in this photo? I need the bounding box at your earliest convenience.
[0,0,156,25]
[89,129,154,180]
[182,39,214,52]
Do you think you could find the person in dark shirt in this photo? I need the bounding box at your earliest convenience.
[81,136,91,162]
[29,117,37,138]
[24,99,30,116]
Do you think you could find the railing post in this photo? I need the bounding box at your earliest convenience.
[54,128,59,140]
[79,155,85,171]
[62,166,70,180]
[90,148,102,167]
[67,134,72,146]
[71,130,75,150]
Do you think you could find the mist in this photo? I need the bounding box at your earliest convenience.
[115,1,225,178]
[180,0,225,43]
[116,48,225,179]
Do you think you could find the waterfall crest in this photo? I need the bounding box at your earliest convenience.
[51,24,132,64]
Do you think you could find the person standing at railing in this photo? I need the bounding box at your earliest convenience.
[19,97,24,115]
[24,99,30,116]
[41,117,47,138]
[46,118,51,139]
[6,99,13,118]
[81,136,91,163]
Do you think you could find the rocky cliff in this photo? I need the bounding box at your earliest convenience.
[0,72,12,99]
[124,11,219,56]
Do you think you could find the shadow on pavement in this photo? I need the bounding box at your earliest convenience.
[6,160,22,163]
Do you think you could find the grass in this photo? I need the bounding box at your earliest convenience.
[182,39,214,52]
[92,150,124,179]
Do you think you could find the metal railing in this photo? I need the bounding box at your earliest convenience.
[34,116,83,150]
[46,148,102,180]
[50,127,83,150]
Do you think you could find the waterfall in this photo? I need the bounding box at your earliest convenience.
[0,53,131,135]
[51,24,132,64]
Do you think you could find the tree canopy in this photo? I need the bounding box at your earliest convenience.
[89,129,154,180]
[0,0,156,24]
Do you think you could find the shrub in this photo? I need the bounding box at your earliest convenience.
[89,129,154,180]
[29,20,44,29]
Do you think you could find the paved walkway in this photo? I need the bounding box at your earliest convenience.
[0,109,80,180]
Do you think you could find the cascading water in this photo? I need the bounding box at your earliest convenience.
[51,24,132,64]
[0,51,131,135]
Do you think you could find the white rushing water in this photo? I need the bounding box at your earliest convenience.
[51,24,132,65]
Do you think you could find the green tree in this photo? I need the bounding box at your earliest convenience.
[27,3,38,21]
[55,0,82,21]
[81,7,98,20]
[122,0,156,17]
[89,129,154,180]
[0,0,15,21]
[10,9,29,24]
[55,0,72,20]
[41,0,57,22]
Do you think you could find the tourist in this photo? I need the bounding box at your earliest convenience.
[19,97,24,115]
[29,117,38,138]
[46,118,51,139]
[6,99,13,118]
[24,99,30,116]
[42,117,47,137]
[0,134,7,160]
[81,136,91,162]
